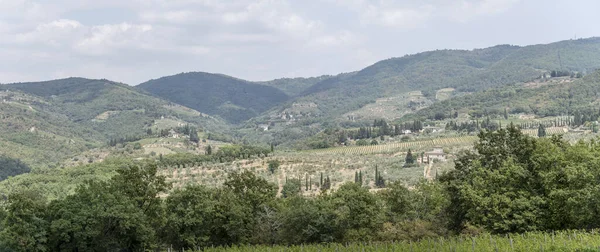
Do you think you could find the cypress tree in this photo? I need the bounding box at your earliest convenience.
[320,173,323,187]
[538,124,547,138]
[359,171,363,186]
[305,174,308,191]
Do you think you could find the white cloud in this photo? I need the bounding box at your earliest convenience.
[446,0,521,22]
[75,23,153,55]
[0,0,576,85]
[325,0,521,28]
[14,19,84,46]
[309,31,358,47]
[362,4,434,29]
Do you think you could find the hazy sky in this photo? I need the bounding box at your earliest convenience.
[1,0,598,85]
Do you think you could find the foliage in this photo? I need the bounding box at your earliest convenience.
[442,125,600,234]
[281,178,301,198]
[267,160,280,174]
[0,156,31,181]
[138,72,289,123]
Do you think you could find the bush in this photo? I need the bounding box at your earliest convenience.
[356,139,369,146]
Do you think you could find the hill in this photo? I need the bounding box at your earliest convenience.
[411,69,600,121]
[238,38,600,147]
[137,72,290,124]
[0,78,228,168]
[258,75,334,97]
[296,38,600,118]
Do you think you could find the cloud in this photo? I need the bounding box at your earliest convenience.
[75,23,153,55]
[14,19,83,46]
[325,0,521,28]
[0,0,546,85]
[362,4,434,29]
[446,0,522,22]
[309,31,359,47]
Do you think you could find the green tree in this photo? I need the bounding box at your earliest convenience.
[330,183,382,241]
[189,128,199,143]
[538,124,546,137]
[268,160,280,174]
[162,185,216,250]
[282,178,301,198]
[0,189,48,251]
[405,149,415,166]
[205,145,212,155]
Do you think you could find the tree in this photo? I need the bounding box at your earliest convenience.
[282,178,301,198]
[45,164,169,251]
[268,160,280,174]
[440,125,544,233]
[405,149,415,166]
[375,166,385,188]
[223,170,277,214]
[162,185,216,250]
[321,176,331,190]
[330,183,382,241]
[189,128,199,143]
[0,189,48,251]
[205,145,212,155]
[537,124,546,137]
[0,155,31,181]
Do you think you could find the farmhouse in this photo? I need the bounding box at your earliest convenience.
[419,146,446,164]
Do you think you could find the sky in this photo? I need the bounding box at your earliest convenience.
[0,0,598,85]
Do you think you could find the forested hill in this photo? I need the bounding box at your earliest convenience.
[0,77,226,168]
[411,69,600,121]
[289,38,600,119]
[137,72,290,124]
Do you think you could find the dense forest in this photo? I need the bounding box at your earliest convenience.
[2,125,600,251]
[138,72,290,124]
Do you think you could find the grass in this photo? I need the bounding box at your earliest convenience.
[200,230,600,251]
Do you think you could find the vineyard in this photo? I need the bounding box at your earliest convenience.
[309,136,478,155]
[521,127,568,137]
[201,230,600,252]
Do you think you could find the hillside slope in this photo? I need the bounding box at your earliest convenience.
[137,72,290,124]
[238,38,600,147]
[411,69,600,120]
[293,38,600,119]
[0,78,227,167]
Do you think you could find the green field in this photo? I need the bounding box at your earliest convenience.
[202,230,600,252]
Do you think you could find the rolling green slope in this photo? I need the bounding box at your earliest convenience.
[137,72,290,124]
[295,38,600,119]
[0,78,228,168]
[411,69,600,120]
[259,75,334,97]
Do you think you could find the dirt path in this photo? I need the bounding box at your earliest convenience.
[424,163,434,181]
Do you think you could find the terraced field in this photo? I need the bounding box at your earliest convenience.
[309,136,478,155]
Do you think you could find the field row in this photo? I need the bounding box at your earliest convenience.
[310,136,478,155]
